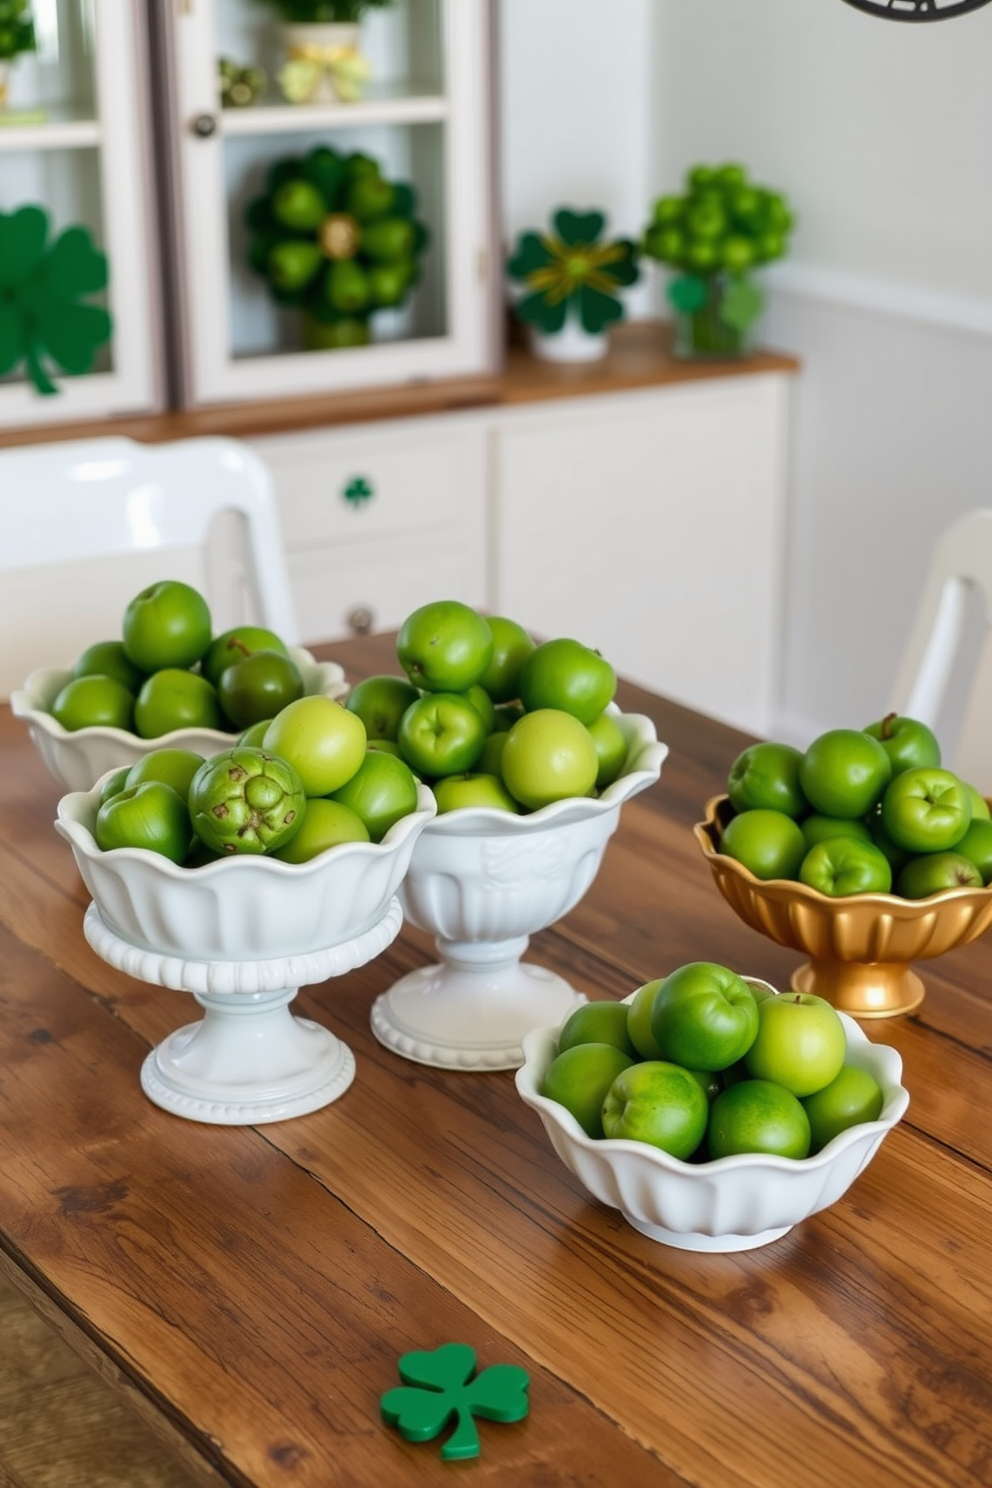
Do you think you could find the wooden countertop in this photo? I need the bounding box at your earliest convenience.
[3,633,986,1488]
[0,322,800,449]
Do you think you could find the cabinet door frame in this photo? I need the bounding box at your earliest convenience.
[0,0,163,427]
[161,0,499,408]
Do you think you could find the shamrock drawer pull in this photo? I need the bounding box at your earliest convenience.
[343,475,374,507]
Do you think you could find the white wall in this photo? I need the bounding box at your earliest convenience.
[498,0,992,759]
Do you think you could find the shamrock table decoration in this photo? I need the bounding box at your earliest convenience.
[641,161,794,359]
[245,144,428,351]
[506,207,639,361]
[380,1343,530,1461]
[0,205,112,396]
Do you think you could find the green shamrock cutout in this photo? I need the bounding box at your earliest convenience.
[380,1343,530,1461]
[0,205,112,396]
[343,475,373,506]
[506,205,640,337]
[720,277,764,332]
[666,273,709,315]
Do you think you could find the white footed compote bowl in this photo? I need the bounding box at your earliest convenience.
[371,712,667,1071]
[55,780,436,1125]
[13,647,347,791]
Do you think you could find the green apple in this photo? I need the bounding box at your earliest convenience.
[500,709,599,810]
[863,712,941,777]
[189,747,306,855]
[478,731,508,778]
[649,961,759,1072]
[954,817,992,884]
[798,837,892,896]
[217,650,305,731]
[800,814,873,852]
[51,675,135,733]
[396,600,494,693]
[719,808,807,881]
[881,766,972,853]
[122,580,212,672]
[518,638,617,725]
[133,670,222,738]
[271,178,326,231]
[601,1061,709,1159]
[125,747,205,801]
[271,798,369,862]
[329,748,419,842]
[557,1000,638,1060]
[263,695,367,797]
[95,781,192,864]
[896,851,983,899]
[478,616,536,703]
[98,766,131,805]
[626,978,666,1059]
[361,216,415,262]
[397,693,487,779]
[727,741,807,818]
[799,729,892,819]
[238,719,273,748]
[71,640,146,693]
[587,711,628,790]
[201,626,289,687]
[459,682,496,736]
[801,1064,884,1153]
[345,675,421,741]
[707,1079,811,1160]
[431,773,519,815]
[540,1042,635,1139]
[965,786,991,822]
[743,992,847,1098]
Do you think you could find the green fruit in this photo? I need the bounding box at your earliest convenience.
[361,216,415,263]
[326,258,371,313]
[587,711,628,790]
[202,627,289,687]
[133,670,222,739]
[125,748,205,801]
[500,709,599,810]
[271,179,326,232]
[269,240,323,292]
[518,638,616,725]
[601,1061,709,1159]
[271,799,370,862]
[719,808,807,881]
[189,747,306,856]
[540,1042,635,1139]
[71,641,146,693]
[329,748,419,842]
[95,781,192,864]
[367,263,411,307]
[478,616,536,704]
[51,675,135,733]
[801,1065,884,1153]
[397,600,494,693]
[346,173,394,222]
[707,1080,811,1160]
[557,1001,638,1060]
[122,580,212,673]
[345,675,422,741]
[217,650,305,731]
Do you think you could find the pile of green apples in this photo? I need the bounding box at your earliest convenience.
[540,962,883,1162]
[344,598,626,814]
[717,715,992,899]
[48,579,307,739]
[93,690,421,867]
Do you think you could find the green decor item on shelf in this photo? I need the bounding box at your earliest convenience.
[256,0,393,19]
[641,161,795,359]
[245,145,428,350]
[0,205,112,396]
[380,1343,530,1461]
[506,208,640,338]
[0,0,34,62]
[218,56,267,108]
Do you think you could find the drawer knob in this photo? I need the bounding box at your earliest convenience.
[347,605,375,636]
[343,475,375,507]
[191,112,218,138]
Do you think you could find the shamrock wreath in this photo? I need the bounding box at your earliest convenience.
[245,145,428,348]
[506,208,640,337]
[0,205,112,396]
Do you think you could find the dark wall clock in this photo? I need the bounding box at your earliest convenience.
[840,0,992,19]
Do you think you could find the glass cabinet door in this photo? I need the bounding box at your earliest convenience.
[163,0,497,407]
[0,0,161,426]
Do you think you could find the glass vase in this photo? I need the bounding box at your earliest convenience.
[672,274,757,360]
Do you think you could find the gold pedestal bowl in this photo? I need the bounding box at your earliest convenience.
[694,796,992,1019]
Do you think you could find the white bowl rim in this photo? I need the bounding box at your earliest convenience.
[12,647,347,752]
[516,982,910,1174]
[55,777,437,878]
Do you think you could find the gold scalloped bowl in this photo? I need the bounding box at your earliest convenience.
[694,796,992,1019]
[11,648,348,792]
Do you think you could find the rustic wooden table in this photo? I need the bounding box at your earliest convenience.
[1,631,991,1488]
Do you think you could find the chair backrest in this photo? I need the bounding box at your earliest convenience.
[0,435,299,699]
[889,509,992,794]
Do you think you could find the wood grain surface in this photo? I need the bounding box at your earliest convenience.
[1,632,991,1487]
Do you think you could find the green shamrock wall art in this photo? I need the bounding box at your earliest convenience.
[245,144,428,351]
[380,1343,530,1461]
[0,205,112,395]
[506,208,640,355]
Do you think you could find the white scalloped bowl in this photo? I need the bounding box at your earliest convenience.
[55,777,437,963]
[398,711,668,940]
[515,983,909,1253]
[12,647,348,792]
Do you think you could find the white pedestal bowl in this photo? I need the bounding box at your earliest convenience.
[14,647,346,791]
[55,780,436,1124]
[371,712,667,1072]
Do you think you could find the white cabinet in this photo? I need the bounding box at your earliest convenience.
[490,375,791,737]
[251,364,792,736]
[159,0,498,408]
[0,0,161,426]
[249,412,488,643]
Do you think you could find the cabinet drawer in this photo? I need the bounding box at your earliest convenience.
[290,527,487,649]
[251,420,487,550]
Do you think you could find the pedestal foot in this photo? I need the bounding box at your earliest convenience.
[792,959,925,1019]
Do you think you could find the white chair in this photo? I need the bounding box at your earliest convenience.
[0,435,299,699]
[889,509,992,794]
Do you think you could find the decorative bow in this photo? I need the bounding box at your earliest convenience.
[278,43,371,105]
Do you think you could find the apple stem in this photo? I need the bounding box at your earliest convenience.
[880,711,897,740]
[793,994,802,1003]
